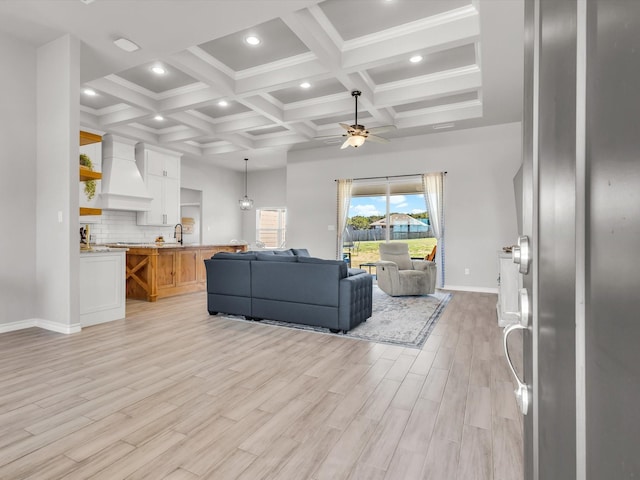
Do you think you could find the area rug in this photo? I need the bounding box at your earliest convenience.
[219,286,452,349]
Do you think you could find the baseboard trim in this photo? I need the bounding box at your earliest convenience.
[36,319,82,335]
[0,319,37,333]
[443,285,499,294]
[0,319,81,335]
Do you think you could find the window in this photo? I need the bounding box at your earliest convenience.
[256,208,286,248]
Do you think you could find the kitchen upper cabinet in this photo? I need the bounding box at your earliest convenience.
[135,145,181,226]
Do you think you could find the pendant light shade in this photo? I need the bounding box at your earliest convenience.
[239,158,253,210]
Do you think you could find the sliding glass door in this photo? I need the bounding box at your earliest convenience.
[345,177,436,270]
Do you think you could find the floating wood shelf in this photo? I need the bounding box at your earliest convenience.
[80,207,102,216]
[80,131,102,146]
[79,167,102,182]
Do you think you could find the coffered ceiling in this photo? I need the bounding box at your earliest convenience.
[0,0,524,170]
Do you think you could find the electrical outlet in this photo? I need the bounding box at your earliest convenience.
[464,268,470,275]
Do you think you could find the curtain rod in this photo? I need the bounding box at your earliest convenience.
[334,172,447,182]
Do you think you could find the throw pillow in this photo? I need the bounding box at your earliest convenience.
[291,248,311,257]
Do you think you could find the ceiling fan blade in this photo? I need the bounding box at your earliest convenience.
[365,134,390,144]
[340,138,352,149]
[367,125,397,135]
[339,123,353,131]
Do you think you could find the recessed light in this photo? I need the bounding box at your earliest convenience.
[300,82,311,89]
[409,55,423,63]
[113,37,140,52]
[154,115,164,121]
[245,35,261,46]
[218,100,229,107]
[151,65,166,75]
[83,88,97,96]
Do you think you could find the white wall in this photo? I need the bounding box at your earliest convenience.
[181,158,245,244]
[286,122,522,291]
[36,35,80,333]
[241,167,287,245]
[0,33,37,330]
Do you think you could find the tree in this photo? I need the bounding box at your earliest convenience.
[348,215,371,230]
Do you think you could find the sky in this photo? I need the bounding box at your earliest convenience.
[349,194,426,217]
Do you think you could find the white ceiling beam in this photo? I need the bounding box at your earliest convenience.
[85,77,157,112]
[100,107,153,127]
[202,144,246,156]
[375,67,482,107]
[284,97,353,123]
[158,127,204,144]
[395,101,483,129]
[241,95,284,124]
[286,121,316,139]
[168,111,216,135]
[254,134,309,149]
[163,142,203,157]
[215,115,274,134]
[342,10,480,70]
[215,132,254,150]
[235,60,327,96]
[107,125,158,145]
[158,86,221,114]
[281,8,342,72]
[167,49,236,97]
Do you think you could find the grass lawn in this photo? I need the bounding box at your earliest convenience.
[346,238,437,272]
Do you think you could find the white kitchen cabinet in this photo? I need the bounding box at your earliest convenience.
[135,145,181,226]
[497,251,523,327]
[79,250,126,327]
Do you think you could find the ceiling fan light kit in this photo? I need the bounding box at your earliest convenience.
[317,90,396,149]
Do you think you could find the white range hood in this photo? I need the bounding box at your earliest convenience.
[100,134,152,211]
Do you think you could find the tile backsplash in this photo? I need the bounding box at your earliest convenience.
[79,210,176,244]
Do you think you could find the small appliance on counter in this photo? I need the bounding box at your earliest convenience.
[80,224,91,250]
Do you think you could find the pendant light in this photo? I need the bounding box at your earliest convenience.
[239,158,254,210]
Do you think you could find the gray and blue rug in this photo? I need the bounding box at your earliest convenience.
[221,286,452,349]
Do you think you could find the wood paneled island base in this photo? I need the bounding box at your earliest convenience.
[113,244,247,302]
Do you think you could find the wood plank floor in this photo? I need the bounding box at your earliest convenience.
[0,290,523,479]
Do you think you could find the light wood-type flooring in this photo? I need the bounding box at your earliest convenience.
[0,290,523,479]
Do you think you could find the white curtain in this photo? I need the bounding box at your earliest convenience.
[336,179,353,259]
[422,172,445,286]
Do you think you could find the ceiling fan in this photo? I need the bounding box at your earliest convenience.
[318,90,396,149]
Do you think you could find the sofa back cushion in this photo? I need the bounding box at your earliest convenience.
[298,256,348,278]
[251,257,345,307]
[256,253,298,262]
[212,251,257,260]
[205,258,252,296]
[291,248,311,257]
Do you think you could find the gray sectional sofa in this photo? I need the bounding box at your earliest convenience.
[204,249,373,333]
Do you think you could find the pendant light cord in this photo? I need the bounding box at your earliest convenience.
[244,158,248,196]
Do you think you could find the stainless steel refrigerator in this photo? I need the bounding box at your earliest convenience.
[512,0,640,478]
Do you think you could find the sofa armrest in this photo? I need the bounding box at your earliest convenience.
[376,260,401,295]
[338,273,373,331]
[411,259,435,272]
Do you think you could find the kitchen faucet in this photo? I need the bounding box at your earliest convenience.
[174,223,183,245]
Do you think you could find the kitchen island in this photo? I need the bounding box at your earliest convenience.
[107,243,247,302]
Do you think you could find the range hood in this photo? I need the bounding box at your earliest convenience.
[100,134,152,211]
